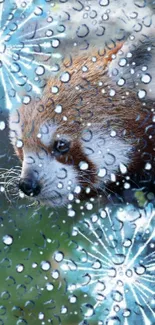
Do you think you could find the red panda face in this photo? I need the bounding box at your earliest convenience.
[9,107,133,207]
[8,40,155,207]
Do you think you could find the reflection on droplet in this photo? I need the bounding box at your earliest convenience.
[60,72,70,83]
[16,264,24,273]
[0,121,6,130]
[111,290,123,302]
[38,312,44,320]
[2,235,13,246]
[51,270,59,279]
[54,251,64,263]
[134,265,146,275]
[141,73,151,84]
[106,316,121,325]
[92,259,102,269]
[51,86,59,94]
[137,89,146,99]
[61,305,68,314]
[16,139,23,148]
[40,261,51,271]
[55,104,62,114]
[79,161,89,170]
[81,303,94,317]
[46,283,54,291]
[123,309,131,317]
[35,65,45,76]
[98,168,107,178]
[69,295,77,304]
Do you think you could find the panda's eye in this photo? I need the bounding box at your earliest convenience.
[53,139,70,154]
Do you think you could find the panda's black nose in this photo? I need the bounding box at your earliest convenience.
[19,178,41,197]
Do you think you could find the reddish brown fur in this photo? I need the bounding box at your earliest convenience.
[13,41,155,195]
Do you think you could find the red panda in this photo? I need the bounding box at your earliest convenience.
[9,38,155,207]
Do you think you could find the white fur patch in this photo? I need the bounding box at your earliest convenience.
[21,149,78,207]
[108,38,155,100]
[9,110,22,146]
[81,129,132,186]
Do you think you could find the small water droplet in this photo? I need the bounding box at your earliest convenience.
[98,167,107,178]
[16,264,24,273]
[79,161,89,170]
[55,104,62,114]
[54,251,64,263]
[40,261,51,271]
[81,303,94,317]
[138,89,146,99]
[60,72,70,83]
[38,312,44,320]
[3,235,13,246]
[46,283,54,291]
[0,121,5,130]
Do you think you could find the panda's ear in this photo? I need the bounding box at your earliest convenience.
[108,37,155,100]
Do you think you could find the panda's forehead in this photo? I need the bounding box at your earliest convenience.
[38,122,58,147]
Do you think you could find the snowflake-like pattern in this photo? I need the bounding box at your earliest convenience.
[61,204,155,324]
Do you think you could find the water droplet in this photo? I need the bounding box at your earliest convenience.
[54,251,64,263]
[110,130,116,137]
[46,283,54,291]
[138,89,146,99]
[98,168,106,178]
[16,264,24,273]
[79,161,89,170]
[119,58,127,67]
[40,261,51,271]
[35,65,45,76]
[86,202,93,210]
[123,309,131,317]
[61,305,68,314]
[0,121,5,130]
[2,235,13,245]
[119,163,127,174]
[81,303,94,317]
[82,65,88,72]
[123,239,132,248]
[126,269,133,277]
[34,6,43,16]
[51,270,59,279]
[100,209,107,219]
[32,262,38,268]
[74,185,81,194]
[16,139,23,148]
[55,104,62,114]
[38,312,44,320]
[124,182,130,189]
[92,259,102,269]
[117,78,125,86]
[51,86,59,94]
[135,265,146,275]
[111,290,123,302]
[141,73,151,84]
[99,0,109,5]
[51,39,60,48]
[76,24,89,38]
[68,209,76,217]
[69,295,77,303]
[23,95,31,104]
[60,72,70,83]
[112,254,125,265]
[109,89,116,97]
[108,267,117,277]
[106,316,121,325]
[145,162,152,170]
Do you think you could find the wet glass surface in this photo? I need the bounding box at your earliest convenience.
[0,1,155,324]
